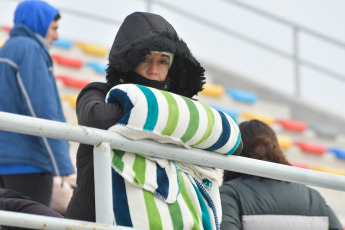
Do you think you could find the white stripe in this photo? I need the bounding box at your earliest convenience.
[195,107,222,149]
[0,57,61,176]
[0,58,18,69]
[126,181,150,229]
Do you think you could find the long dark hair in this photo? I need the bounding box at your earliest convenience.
[223,119,290,182]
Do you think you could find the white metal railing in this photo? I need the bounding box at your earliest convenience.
[0,111,345,229]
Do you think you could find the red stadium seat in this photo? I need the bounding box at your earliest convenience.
[51,54,83,68]
[55,75,90,89]
[0,25,11,33]
[294,141,326,155]
[275,119,307,132]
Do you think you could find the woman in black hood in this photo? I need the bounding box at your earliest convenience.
[66,12,206,222]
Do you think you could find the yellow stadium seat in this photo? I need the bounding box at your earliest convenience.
[277,135,293,150]
[240,112,275,126]
[61,95,78,109]
[0,40,4,48]
[200,84,225,97]
[75,42,108,57]
[310,166,345,176]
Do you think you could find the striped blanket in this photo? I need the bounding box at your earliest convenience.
[106,84,242,230]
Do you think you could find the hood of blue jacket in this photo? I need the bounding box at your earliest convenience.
[14,0,58,38]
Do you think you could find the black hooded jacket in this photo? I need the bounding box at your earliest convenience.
[65,12,206,222]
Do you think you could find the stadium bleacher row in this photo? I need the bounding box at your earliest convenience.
[1,26,345,225]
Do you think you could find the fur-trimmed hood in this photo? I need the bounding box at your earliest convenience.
[106,12,205,98]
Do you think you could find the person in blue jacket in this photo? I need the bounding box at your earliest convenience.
[0,0,75,207]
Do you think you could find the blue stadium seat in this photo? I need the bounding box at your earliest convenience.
[53,38,73,49]
[226,88,257,104]
[209,104,239,120]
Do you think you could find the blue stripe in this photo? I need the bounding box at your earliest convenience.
[154,163,169,200]
[192,183,212,230]
[205,111,230,152]
[107,88,134,125]
[136,84,158,131]
[194,179,220,230]
[112,168,133,227]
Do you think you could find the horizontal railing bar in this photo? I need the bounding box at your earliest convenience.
[0,111,345,191]
[0,210,133,230]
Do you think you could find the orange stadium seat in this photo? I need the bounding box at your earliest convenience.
[51,54,83,68]
[75,42,108,57]
[61,95,78,109]
[241,112,274,126]
[309,166,345,176]
[200,84,225,97]
[277,135,293,150]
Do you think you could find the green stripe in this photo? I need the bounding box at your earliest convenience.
[161,90,179,136]
[112,149,126,173]
[192,104,215,147]
[132,154,146,186]
[180,97,199,143]
[143,189,163,230]
[168,201,184,230]
[179,172,201,230]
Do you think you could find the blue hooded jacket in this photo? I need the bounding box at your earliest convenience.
[0,0,74,176]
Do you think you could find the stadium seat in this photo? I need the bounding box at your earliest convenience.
[327,147,345,160]
[200,84,225,97]
[75,42,108,57]
[309,166,345,176]
[0,40,4,48]
[53,38,73,49]
[226,88,257,104]
[277,135,293,150]
[209,104,239,120]
[84,61,107,75]
[55,75,91,89]
[61,95,78,109]
[51,54,83,68]
[289,162,309,169]
[309,124,337,139]
[241,112,274,125]
[0,25,11,33]
[275,119,307,132]
[294,141,326,155]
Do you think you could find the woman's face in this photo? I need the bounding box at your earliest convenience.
[134,53,171,81]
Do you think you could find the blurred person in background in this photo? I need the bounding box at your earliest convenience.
[220,119,342,230]
[0,0,74,207]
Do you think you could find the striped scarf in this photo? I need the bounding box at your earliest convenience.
[106,84,242,229]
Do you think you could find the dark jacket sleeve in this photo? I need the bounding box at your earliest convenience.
[219,182,242,230]
[326,204,343,230]
[76,82,124,130]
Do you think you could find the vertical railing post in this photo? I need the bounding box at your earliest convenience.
[147,0,152,12]
[94,142,114,225]
[293,26,300,97]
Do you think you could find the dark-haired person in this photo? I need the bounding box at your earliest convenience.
[220,119,342,230]
[65,11,227,229]
[0,0,74,207]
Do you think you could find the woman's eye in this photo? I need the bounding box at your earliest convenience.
[160,60,168,65]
